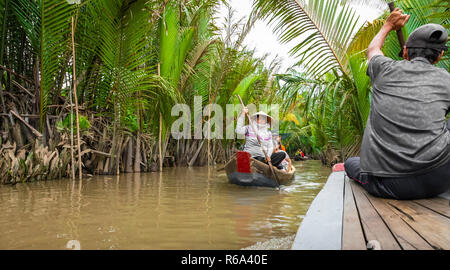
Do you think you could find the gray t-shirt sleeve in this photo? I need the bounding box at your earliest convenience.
[366,55,395,81]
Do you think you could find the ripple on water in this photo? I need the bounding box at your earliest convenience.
[0,160,330,249]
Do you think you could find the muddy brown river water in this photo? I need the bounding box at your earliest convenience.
[0,160,330,250]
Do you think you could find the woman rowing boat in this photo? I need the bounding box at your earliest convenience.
[235,107,286,170]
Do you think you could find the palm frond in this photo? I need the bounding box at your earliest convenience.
[347,19,384,56]
[348,52,370,132]
[231,73,260,101]
[179,39,216,93]
[339,0,388,10]
[86,0,180,129]
[0,0,10,65]
[12,0,75,130]
[253,0,361,78]
[382,0,449,69]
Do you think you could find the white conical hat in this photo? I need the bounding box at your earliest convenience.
[250,111,273,124]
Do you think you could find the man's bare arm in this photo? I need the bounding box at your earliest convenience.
[367,25,391,61]
[367,8,410,62]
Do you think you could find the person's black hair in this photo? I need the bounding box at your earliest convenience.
[407,47,442,63]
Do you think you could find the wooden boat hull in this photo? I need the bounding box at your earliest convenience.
[224,152,296,187]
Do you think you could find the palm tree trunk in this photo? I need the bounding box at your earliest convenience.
[70,72,75,180]
[71,17,82,181]
[188,140,205,167]
[134,131,141,172]
[159,112,162,171]
[125,136,133,173]
[158,63,162,172]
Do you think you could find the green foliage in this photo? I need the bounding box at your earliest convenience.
[123,109,139,133]
[0,0,10,65]
[12,0,75,130]
[79,0,182,134]
[159,4,195,88]
[348,52,370,133]
[0,0,282,171]
[57,113,90,132]
[231,74,260,102]
[425,0,450,28]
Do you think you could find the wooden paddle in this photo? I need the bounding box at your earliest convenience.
[388,2,406,57]
[236,95,280,187]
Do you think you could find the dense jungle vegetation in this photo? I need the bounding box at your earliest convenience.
[0,0,448,183]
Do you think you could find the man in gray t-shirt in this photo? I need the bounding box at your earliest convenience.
[344,8,450,199]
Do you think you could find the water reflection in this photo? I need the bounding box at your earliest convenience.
[0,161,330,249]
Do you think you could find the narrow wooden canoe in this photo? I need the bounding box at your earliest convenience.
[294,156,308,161]
[224,151,296,187]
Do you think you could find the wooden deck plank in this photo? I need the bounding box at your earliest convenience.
[342,177,366,250]
[291,171,345,250]
[386,200,450,250]
[413,198,450,218]
[364,194,434,250]
[350,181,401,250]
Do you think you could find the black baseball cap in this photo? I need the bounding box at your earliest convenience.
[405,23,448,52]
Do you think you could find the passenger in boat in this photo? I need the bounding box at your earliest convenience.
[344,9,450,200]
[294,149,305,160]
[273,133,286,151]
[273,140,292,172]
[236,107,286,170]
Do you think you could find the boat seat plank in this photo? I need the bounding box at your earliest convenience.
[385,199,450,250]
[350,181,401,250]
[363,194,434,250]
[413,198,450,219]
[342,177,366,250]
[291,171,345,250]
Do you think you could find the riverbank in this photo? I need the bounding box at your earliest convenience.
[0,135,234,185]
